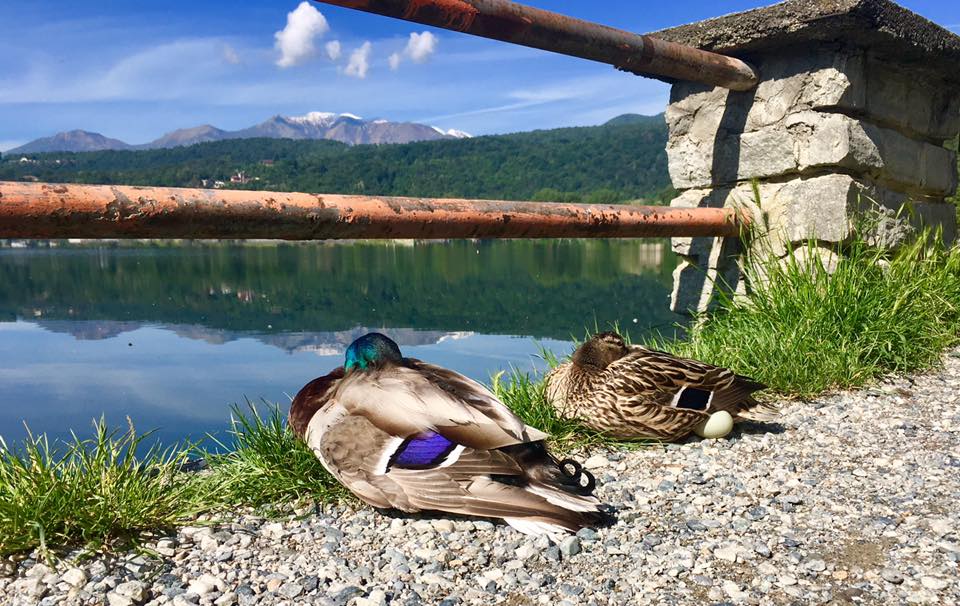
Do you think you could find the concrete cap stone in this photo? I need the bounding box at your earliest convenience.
[650,0,960,84]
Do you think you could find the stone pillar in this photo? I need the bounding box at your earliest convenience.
[652,0,960,313]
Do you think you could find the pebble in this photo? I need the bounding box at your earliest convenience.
[575,528,599,542]
[215,592,238,606]
[279,581,303,598]
[559,536,581,557]
[753,542,772,558]
[920,576,949,590]
[7,350,960,605]
[106,593,135,606]
[714,544,739,562]
[60,567,87,587]
[881,568,905,584]
[187,574,221,596]
[583,454,608,470]
[115,580,147,602]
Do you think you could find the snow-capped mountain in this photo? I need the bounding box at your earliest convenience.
[7,112,473,154]
[231,112,469,145]
[431,126,471,139]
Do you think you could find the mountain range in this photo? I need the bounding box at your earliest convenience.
[7,112,472,154]
[0,114,671,204]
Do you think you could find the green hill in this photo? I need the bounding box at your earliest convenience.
[603,113,659,126]
[1,116,672,204]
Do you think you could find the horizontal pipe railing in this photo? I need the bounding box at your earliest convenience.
[314,0,759,91]
[0,182,746,240]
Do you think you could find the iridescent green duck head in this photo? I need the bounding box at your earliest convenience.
[345,332,403,372]
[571,331,629,371]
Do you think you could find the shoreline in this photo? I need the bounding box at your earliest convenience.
[4,352,959,605]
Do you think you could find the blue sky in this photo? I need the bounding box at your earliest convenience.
[1,0,957,151]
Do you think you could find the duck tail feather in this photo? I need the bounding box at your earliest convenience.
[503,517,572,539]
[736,397,779,422]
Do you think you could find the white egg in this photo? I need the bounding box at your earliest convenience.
[692,410,734,439]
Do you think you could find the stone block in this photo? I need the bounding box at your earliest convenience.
[670,249,744,314]
[864,58,960,141]
[667,110,955,196]
[670,174,956,265]
[669,50,959,145]
[667,48,866,135]
[670,185,760,258]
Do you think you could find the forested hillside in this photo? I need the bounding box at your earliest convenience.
[1,116,673,203]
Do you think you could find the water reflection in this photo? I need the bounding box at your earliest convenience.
[0,240,680,444]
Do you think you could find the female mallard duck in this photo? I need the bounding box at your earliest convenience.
[289,332,610,537]
[545,332,776,441]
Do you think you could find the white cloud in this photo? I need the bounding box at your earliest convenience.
[222,44,240,65]
[388,52,401,71]
[343,41,372,79]
[389,31,438,71]
[274,2,330,68]
[405,31,437,63]
[325,40,342,61]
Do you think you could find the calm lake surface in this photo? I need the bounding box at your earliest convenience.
[0,239,680,447]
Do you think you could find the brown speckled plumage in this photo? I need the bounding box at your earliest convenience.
[545,332,775,441]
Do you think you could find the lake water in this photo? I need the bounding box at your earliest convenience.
[0,239,680,447]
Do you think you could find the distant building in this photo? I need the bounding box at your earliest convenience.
[229,171,249,184]
[259,159,275,167]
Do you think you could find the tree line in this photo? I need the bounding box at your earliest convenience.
[1,117,673,204]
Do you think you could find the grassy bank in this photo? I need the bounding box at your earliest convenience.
[0,407,342,557]
[666,232,960,397]
[4,229,960,556]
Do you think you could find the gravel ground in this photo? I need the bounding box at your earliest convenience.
[4,352,960,606]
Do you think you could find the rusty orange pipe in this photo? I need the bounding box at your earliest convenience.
[0,182,746,239]
[314,0,758,90]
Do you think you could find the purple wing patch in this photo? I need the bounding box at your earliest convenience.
[389,431,457,469]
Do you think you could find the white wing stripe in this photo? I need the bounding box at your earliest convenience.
[435,444,466,469]
[375,437,405,476]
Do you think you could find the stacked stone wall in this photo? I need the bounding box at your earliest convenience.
[668,44,960,312]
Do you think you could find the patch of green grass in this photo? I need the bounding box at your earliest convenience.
[202,404,347,511]
[491,367,586,448]
[0,420,204,557]
[492,365,650,450]
[0,406,348,556]
[663,231,960,397]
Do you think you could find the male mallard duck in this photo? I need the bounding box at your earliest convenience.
[545,332,776,441]
[289,332,610,537]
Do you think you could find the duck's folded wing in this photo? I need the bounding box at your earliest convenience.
[334,362,548,450]
[614,347,768,415]
[405,359,539,439]
[316,411,603,532]
[616,398,709,440]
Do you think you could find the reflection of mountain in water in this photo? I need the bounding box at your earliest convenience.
[0,240,680,341]
[35,320,144,341]
[35,320,471,354]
